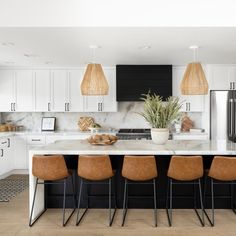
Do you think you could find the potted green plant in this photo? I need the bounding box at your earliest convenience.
[138,93,182,144]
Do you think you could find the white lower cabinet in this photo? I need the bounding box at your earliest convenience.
[0,136,13,178]
[14,135,27,170]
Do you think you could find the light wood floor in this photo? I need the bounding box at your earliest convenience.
[0,189,236,236]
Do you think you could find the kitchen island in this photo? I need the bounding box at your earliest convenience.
[29,139,236,220]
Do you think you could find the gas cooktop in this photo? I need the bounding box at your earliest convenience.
[118,129,151,134]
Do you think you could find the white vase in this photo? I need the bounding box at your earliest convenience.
[151,128,169,145]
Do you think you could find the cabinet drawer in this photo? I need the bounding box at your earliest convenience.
[27,135,46,145]
[0,137,10,148]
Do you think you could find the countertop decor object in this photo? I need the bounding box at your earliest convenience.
[41,117,56,131]
[181,45,208,95]
[181,115,194,132]
[138,93,182,145]
[88,134,118,145]
[78,117,94,131]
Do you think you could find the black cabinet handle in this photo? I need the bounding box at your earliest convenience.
[100,102,103,111]
[0,149,3,157]
[7,138,10,148]
[13,103,16,111]
[67,103,70,111]
[1,141,7,145]
[31,139,41,142]
[48,102,51,111]
[10,103,13,111]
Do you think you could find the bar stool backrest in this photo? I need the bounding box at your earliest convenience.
[32,155,69,181]
[168,156,203,181]
[78,155,114,181]
[122,155,157,181]
[208,156,236,181]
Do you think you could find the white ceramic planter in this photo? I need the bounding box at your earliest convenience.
[151,128,169,145]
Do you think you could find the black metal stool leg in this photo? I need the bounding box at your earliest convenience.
[108,178,117,226]
[166,178,172,227]
[153,178,157,227]
[203,176,214,226]
[230,181,236,214]
[193,179,205,227]
[76,178,88,226]
[122,179,128,227]
[62,177,76,227]
[29,178,47,227]
[211,178,215,226]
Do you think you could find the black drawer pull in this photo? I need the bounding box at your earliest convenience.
[31,139,41,142]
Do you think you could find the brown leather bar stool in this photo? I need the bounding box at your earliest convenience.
[29,155,76,227]
[166,156,205,227]
[121,155,158,227]
[204,156,236,226]
[76,155,116,226]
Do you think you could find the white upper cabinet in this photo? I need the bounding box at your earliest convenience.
[208,65,236,90]
[15,70,34,111]
[172,66,205,112]
[83,67,117,112]
[34,70,51,112]
[0,67,117,112]
[102,68,117,112]
[51,70,68,112]
[68,70,83,112]
[0,70,15,111]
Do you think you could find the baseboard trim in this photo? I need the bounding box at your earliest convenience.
[0,169,29,179]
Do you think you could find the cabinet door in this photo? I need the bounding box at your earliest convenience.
[102,68,117,112]
[51,70,68,111]
[229,66,236,90]
[15,70,34,111]
[0,70,15,112]
[209,65,231,90]
[0,137,13,176]
[34,70,51,112]
[172,66,204,112]
[82,68,117,112]
[68,70,83,111]
[14,135,27,169]
[83,96,103,112]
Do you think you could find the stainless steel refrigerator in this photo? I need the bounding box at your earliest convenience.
[210,90,236,142]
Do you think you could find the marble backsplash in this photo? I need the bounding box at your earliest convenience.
[1,102,203,131]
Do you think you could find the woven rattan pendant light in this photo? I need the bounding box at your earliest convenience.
[181,46,208,95]
[81,46,109,95]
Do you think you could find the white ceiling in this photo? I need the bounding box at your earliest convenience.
[0,27,236,67]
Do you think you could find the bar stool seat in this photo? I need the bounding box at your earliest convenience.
[29,155,76,227]
[76,155,116,226]
[121,155,158,227]
[204,156,236,226]
[166,156,205,227]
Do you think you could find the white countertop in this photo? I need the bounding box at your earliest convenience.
[28,139,236,155]
[0,129,117,137]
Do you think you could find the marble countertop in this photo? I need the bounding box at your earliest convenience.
[28,139,236,155]
[0,129,117,137]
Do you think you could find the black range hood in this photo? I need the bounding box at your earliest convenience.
[116,65,172,101]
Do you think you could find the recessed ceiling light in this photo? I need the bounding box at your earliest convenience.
[2,42,15,47]
[4,61,15,65]
[45,61,53,65]
[89,45,101,49]
[139,45,151,50]
[24,53,40,58]
[189,45,199,50]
